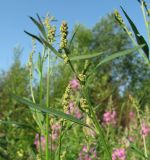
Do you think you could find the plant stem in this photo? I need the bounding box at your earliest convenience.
[46,50,50,160]
[141,1,150,49]
[67,53,111,158]
[58,132,63,160]
[133,99,148,158]
[30,79,35,103]
[83,87,112,159]
[38,48,47,159]
[123,26,150,66]
[39,133,43,160]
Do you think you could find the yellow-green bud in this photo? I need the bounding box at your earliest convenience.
[17,149,23,158]
[80,98,89,112]
[114,10,125,27]
[78,73,86,82]
[62,54,69,64]
[60,21,68,49]
[44,16,56,43]
[62,84,71,111]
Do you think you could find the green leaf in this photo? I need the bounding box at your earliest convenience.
[30,15,46,38]
[69,51,104,61]
[24,31,43,44]
[0,120,37,132]
[95,45,144,69]
[37,53,42,73]
[121,6,149,59]
[11,94,90,128]
[36,14,46,33]
[68,24,80,50]
[39,36,62,58]
[130,145,150,160]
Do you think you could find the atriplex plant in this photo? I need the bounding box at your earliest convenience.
[4,1,148,160]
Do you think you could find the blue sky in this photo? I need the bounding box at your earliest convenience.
[0,0,146,70]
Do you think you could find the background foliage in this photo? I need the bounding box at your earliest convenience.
[0,12,150,160]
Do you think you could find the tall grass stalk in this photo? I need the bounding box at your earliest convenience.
[83,87,112,159]
[131,96,148,158]
[46,49,50,160]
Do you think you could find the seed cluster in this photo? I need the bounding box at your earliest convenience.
[78,73,86,82]
[80,98,89,113]
[62,84,71,113]
[114,10,125,28]
[27,39,36,78]
[60,21,68,49]
[44,16,56,43]
[62,53,69,64]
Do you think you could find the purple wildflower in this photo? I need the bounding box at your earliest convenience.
[140,122,150,137]
[103,110,117,125]
[66,102,82,119]
[112,148,126,160]
[70,78,80,91]
[78,145,97,160]
[51,123,61,140]
[34,134,46,151]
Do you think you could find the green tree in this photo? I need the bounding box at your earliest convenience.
[0,47,35,160]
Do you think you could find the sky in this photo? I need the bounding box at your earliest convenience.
[0,0,146,71]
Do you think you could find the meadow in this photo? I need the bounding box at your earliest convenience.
[0,0,150,159]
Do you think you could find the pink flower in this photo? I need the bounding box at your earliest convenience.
[34,133,57,151]
[128,136,134,142]
[74,107,82,119]
[66,102,82,119]
[78,145,97,160]
[82,145,88,152]
[112,148,126,160]
[70,78,80,91]
[129,111,136,123]
[103,110,117,125]
[140,123,150,137]
[52,123,61,140]
[129,111,134,118]
[67,102,74,114]
[34,134,46,151]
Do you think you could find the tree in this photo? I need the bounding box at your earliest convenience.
[0,47,35,160]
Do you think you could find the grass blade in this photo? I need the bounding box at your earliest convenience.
[11,94,90,128]
[95,45,144,69]
[0,120,37,132]
[130,145,150,160]
[30,15,46,38]
[68,24,80,50]
[121,6,149,59]
[39,36,62,58]
[24,31,43,44]
[69,51,104,61]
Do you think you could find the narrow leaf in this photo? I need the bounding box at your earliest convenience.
[68,24,80,50]
[24,31,43,44]
[130,145,150,159]
[96,45,144,69]
[69,51,104,61]
[11,94,90,128]
[36,14,45,31]
[39,36,62,58]
[0,120,37,132]
[121,6,149,59]
[30,16,46,38]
